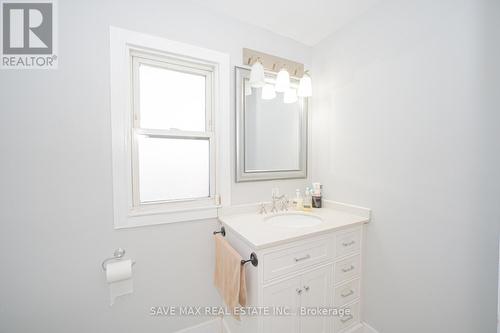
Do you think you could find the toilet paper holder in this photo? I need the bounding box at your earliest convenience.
[101,248,136,271]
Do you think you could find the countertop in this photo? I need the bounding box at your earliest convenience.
[218,200,371,250]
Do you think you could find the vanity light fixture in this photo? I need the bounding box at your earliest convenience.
[297,71,312,97]
[262,83,277,100]
[243,49,311,99]
[249,60,266,88]
[283,88,298,104]
[275,67,290,92]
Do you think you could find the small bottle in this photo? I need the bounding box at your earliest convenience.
[293,189,303,210]
[312,183,322,208]
[303,187,312,212]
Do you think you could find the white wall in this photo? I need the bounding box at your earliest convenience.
[0,1,311,332]
[312,0,500,332]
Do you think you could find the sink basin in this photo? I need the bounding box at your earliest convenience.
[266,213,323,228]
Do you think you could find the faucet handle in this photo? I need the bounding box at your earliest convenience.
[270,202,279,213]
[280,195,289,211]
[259,202,268,215]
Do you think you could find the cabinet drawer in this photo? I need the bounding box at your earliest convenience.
[334,278,361,307]
[263,237,333,282]
[335,301,360,332]
[335,228,361,258]
[334,255,361,284]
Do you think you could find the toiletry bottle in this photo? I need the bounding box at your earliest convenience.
[312,183,322,208]
[303,187,312,212]
[293,189,303,210]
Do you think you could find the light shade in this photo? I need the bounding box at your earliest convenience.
[261,84,276,100]
[249,61,265,88]
[298,73,312,97]
[284,88,298,104]
[275,68,290,92]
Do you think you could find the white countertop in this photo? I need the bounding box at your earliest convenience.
[218,200,370,250]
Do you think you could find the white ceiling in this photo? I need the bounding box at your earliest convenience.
[196,0,380,46]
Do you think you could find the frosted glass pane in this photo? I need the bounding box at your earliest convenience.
[139,64,206,131]
[138,136,210,203]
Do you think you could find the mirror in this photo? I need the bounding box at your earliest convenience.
[236,67,308,182]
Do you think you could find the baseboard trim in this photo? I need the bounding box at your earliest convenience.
[343,322,380,333]
[344,323,364,333]
[208,318,379,333]
[362,322,380,333]
[221,317,231,333]
[173,318,221,333]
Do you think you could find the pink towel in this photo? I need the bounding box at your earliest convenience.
[214,234,247,319]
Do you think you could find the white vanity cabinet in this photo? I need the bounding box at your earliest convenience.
[262,265,332,333]
[223,218,367,333]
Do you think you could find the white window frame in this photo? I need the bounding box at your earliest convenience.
[110,27,230,229]
[130,52,216,208]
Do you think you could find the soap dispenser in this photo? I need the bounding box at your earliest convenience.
[303,187,312,212]
[293,189,303,210]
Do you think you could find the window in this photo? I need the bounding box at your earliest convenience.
[110,27,230,228]
[131,53,214,205]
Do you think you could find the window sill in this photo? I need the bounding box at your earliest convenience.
[114,205,220,229]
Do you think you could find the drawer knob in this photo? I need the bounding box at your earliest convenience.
[294,254,311,262]
[342,240,356,247]
[296,288,303,295]
[340,314,354,323]
[304,285,310,292]
[341,289,355,298]
[342,265,355,273]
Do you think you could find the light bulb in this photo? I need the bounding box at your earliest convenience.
[298,73,312,97]
[284,88,298,104]
[275,68,290,92]
[261,84,276,100]
[249,60,265,88]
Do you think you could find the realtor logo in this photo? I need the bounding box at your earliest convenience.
[1,0,57,69]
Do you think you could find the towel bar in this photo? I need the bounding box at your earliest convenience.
[241,252,258,267]
[213,226,226,237]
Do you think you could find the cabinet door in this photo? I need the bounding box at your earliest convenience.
[299,266,332,333]
[262,276,301,333]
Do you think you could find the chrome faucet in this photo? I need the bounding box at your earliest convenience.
[271,188,289,213]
